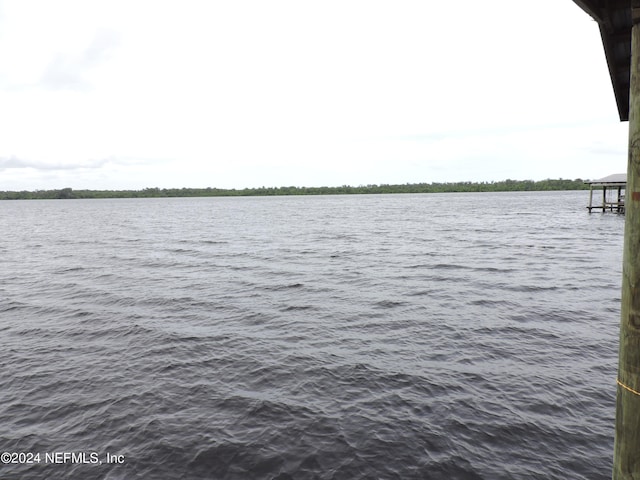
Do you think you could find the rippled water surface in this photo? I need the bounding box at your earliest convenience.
[0,191,624,479]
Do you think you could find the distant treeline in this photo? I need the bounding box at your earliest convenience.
[0,179,589,200]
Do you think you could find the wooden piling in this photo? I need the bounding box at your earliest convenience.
[613,17,640,480]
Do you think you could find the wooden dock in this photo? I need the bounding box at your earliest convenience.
[586,173,626,213]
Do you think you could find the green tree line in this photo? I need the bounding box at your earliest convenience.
[0,178,590,200]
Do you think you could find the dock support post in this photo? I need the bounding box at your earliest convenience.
[614,15,640,480]
[589,185,594,212]
[619,186,623,212]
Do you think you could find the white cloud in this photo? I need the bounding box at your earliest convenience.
[39,29,120,91]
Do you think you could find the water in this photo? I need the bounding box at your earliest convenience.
[0,191,624,479]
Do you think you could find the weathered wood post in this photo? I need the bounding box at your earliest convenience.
[614,10,640,478]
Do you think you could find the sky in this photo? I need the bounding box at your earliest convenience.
[0,0,630,190]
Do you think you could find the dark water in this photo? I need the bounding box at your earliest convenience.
[0,191,623,479]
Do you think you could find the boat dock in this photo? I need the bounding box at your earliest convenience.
[585,173,626,213]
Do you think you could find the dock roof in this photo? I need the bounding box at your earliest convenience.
[573,0,633,121]
[586,172,627,185]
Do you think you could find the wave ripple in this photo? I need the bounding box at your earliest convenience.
[0,192,622,479]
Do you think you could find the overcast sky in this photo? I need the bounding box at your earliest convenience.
[0,0,629,190]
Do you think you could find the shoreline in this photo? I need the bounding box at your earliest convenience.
[0,179,589,200]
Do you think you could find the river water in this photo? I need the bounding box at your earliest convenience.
[0,191,624,479]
